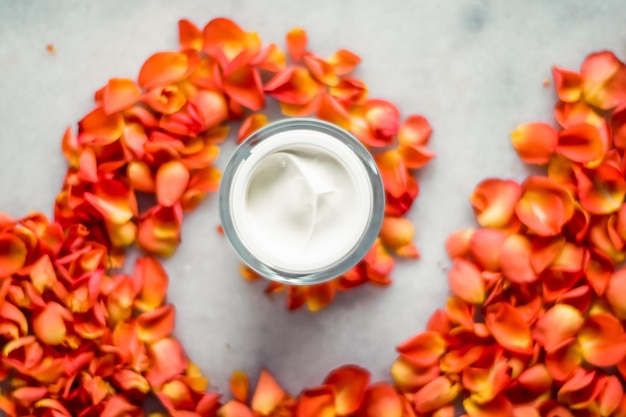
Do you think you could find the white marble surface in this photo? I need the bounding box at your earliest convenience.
[1,0,626,397]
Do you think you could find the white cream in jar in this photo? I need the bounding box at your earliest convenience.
[219,119,384,285]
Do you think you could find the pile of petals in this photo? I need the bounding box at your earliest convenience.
[54,17,433,311]
[388,50,626,417]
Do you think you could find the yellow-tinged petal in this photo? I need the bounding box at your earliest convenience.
[577,313,626,367]
[532,304,583,352]
[360,383,402,417]
[136,304,175,343]
[324,365,370,416]
[230,370,249,403]
[156,160,190,207]
[485,303,533,354]
[552,66,583,103]
[413,376,459,413]
[582,50,626,110]
[33,302,70,345]
[515,176,574,236]
[134,257,168,311]
[499,234,537,283]
[219,400,255,417]
[138,51,194,88]
[286,27,307,62]
[448,259,485,304]
[396,330,446,367]
[251,369,286,415]
[471,179,521,229]
[463,395,513,417]
[511,122,558,165]
[103,78,141,114]
[0,234,27,278]
[391,357,440,392]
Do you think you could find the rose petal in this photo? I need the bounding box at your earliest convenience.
[578,313,626,367]
[511,122,558,165]
[327,49,360,76]
[286,27,307,61]
[33,302,70,345]
[146,337,188,388]
[238,114,269,144]
[552,66,583,103]
[471,179,521,229]
[391,357,440,392]
[499,234,537,283]
[156,160,190,207]
[518,364,552,392]
[448,259,485,304]
[557,122,606,164]
[532,304,584,352]
[469,228,506,272]
[304,54,339,86]
[179,19,203,51]
[485,303,533,354]
[230,370,249,403]
[306,283,335,312]
[223,66,265,111]
[576,164,626,214]
[219,400,255,417]
[515,176,574,236]
[136,304,175,343]
[103,78,142,115]
[78,106,124,146]
[134,257,169,311]
[396,330,446,368]
[297,386,334,417]
[138,51,195,89]
[582,50,626,110]
[359,383,402,417]
[265,67,321,105]
[202,18,261,70]
[463,395,513,417]
[324,365,370,416]
[0,234,27,278]
[251,369,286,415]
[413,376,459,413]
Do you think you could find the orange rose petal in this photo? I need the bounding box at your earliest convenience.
[398,115,432,149]
[238,114,269,144]
[136,304,175,343]
[446,296,475,330]
[552,66,583,102]
[323,365,369,416]
[286,27,307,62]
[156,160,190,207]
[448,259,485,304]
[304,54,338,86]
[469,228,506,272]
[471,179,521,229]
[445,229,474,259]
[138,51,193,89]
[12,386,47,407]
[607,267,626,319]
[581,50,626,110]
[102,397,145,417]
[551,242,585,272]
[532,304,584,352]
[128,161,156,193]
[499,234,537,283]
[252,43,287,72]
[485,303,533,354]
[413,376,459,414]
[134,257,168,311]
[556,122,605,164]
[306,282,335,312]
[576,164,626,214]
[33,302,70,345]
[380,217,414,250]
[143,85,187,114]
[391,357,440,392]
[511,122,558,165]
[463,395,513,417]
[202,18,261,70]
[230,370,249,403]
[297,386,334,417]
[329,78,368,105]
[516,176,574,236]
[518,364,552,392]
[0,234,27,277]
[578,313,626,367]
[179,19,203,51]
[359,383,402,417]
[103,78,142,115]
[265,67,321,105]
[78,106,124,146]
[223,66,265,111]
[251,369,286,415]
[219,400,255,417]
[146,337,189,388]
[351,99,400,148]
[112,369,150,394]
[396,330,446,368]
[595,375,623,416]
[316,93,350,129]
[327,49,360,76]
[463,358,510,404]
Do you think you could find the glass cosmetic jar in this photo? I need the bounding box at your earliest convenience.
[219,118,385,285]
